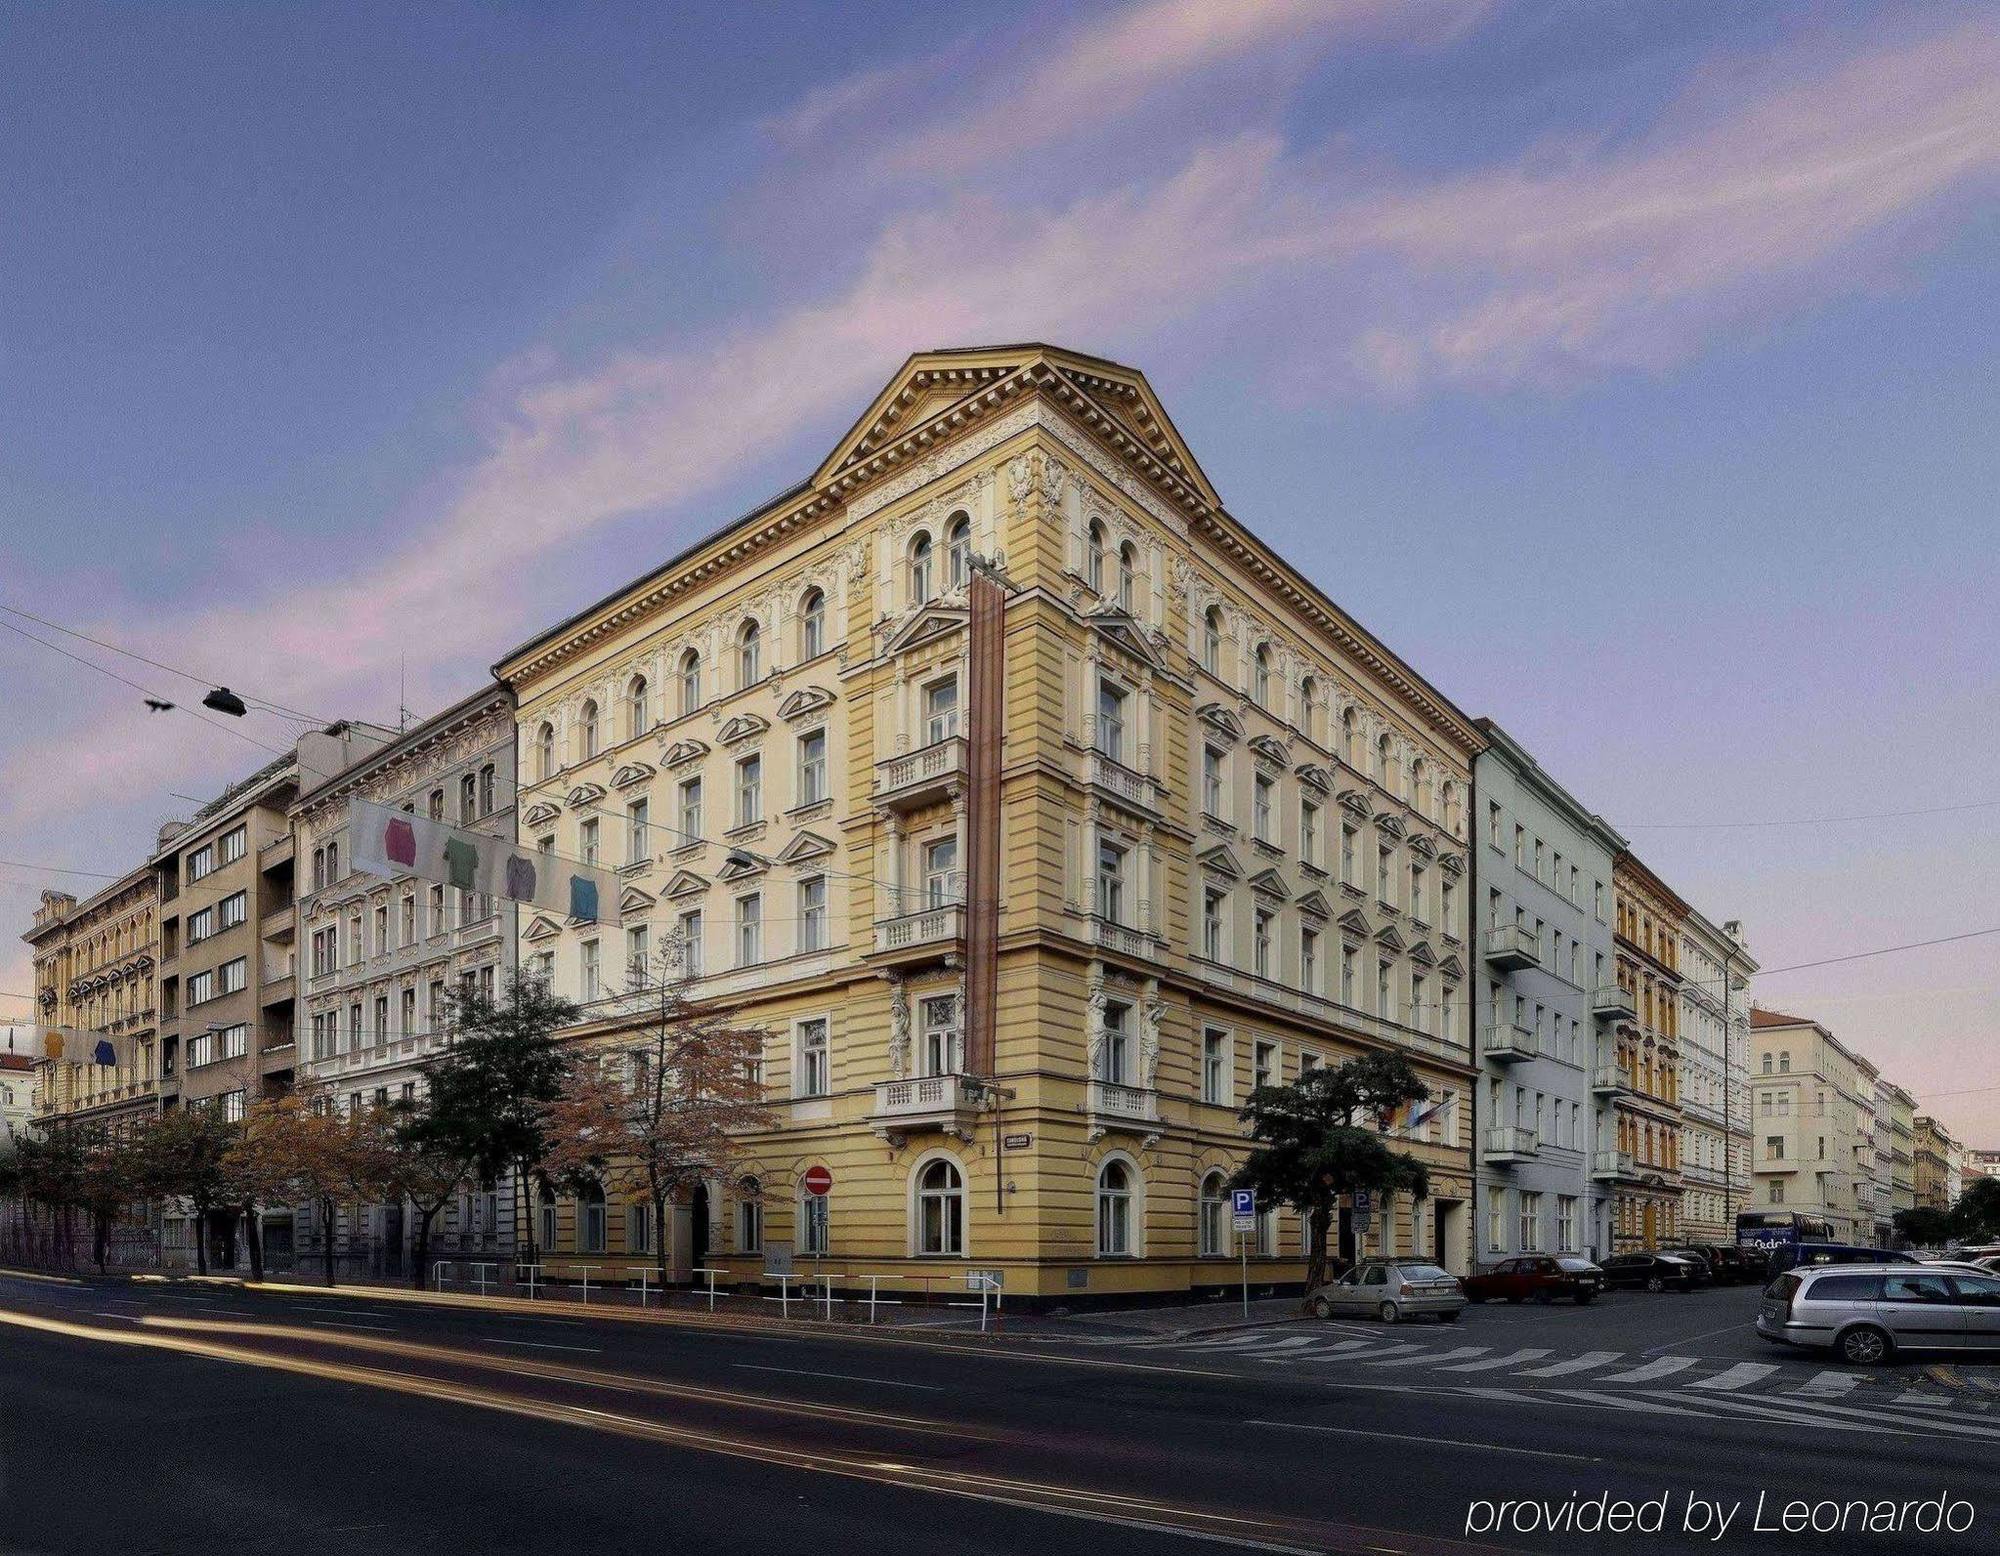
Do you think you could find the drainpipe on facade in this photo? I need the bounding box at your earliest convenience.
[964,561,1007,1216]
[1465,765,1481,1276]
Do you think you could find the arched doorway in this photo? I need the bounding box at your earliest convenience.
[690,1183,710,1274]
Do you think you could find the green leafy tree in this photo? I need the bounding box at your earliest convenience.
[1951,1176,2000,1242]
[1893,1205,1954,1248]
[1232,1051,1432,1299]
[406,971,578,1269]
[78,1126,152,1275]
[385,1096,479,1291]
[141,1107,238,1277]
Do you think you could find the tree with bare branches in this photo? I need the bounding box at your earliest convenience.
[227,1090,391,1286]
[540,947,772,1292]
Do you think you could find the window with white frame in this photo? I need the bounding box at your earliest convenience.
[219,890,247,930]
[1488,1189,1505,1250]
[678,909,703,977]
[799,589,826,659]
[626,924,649,986]
[677,776,701,844]
[946,514,971,589]
[1202,608,1222,674]
[580,817,600,868]
[1253,907,1273,978]
[1096,678,1127,764]
[1340,942,1357,1005]
[735,755,762,828]
[1253,1039,1275,1090]
[920,994,960,1076]
[679,650,702,715]
[737,1181,763,1252]
[1201,885,1226,960]
[924,677,958,744]
[1096,999,1132,1084]
[579,1183,607,1253]
[1198,1171,1226,1256]
[188,905,215,944]
[580,701,600,761]
[1096,838,1126,924]
[1201,1028,1228,1105]
[186,969,214,1005]
[1096,1159,1135,1256]
[909,534,935,604]
[1086,519,1106,594]
[1253,645,1271,706]
[1117,541,1137,611]
[1300,800,1319,867]
[580,940,601,1001]
[187,843,215,882]
[219,825,247,864]
[1300,926,1319,993]
[799,1187,829,1254]
[797,1018,829,1098]
[1518,1190,1541,1252]
[627,1201,653,1255]
[736,894,762,966]
[915,1157,964,1255]
[1201,746,1224,817]
[1340,823,1356,886]
[736,620,761,687]
[797,730,827,806]
[627,675,649,738]
[1253,773,1273,842]
[798,876,826,952]
[922,835,957,908]
[626,797,649,865]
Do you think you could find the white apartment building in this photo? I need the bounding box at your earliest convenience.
[1677,912,1754,1243]
[293,685,516,1277]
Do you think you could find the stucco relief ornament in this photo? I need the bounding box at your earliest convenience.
[888,979,911,1079]
[1085,987,1111,1075]
[1141,999,1164,1089]
[1040,454,1068,508]
[1006,454,1036,507]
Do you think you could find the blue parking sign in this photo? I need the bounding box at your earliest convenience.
[1231,1189,1256,1232]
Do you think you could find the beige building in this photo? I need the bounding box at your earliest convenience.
[1914,1114,1959,1213]
[1878,1081,1917,1231]
[495,344,1481,1301]
[1748,1007,1874,1242]
[1675,911,1753,1243]
[1607,853,1684,1249]
[23,870,160,1135]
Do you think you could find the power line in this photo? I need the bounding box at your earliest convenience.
[0,601,325,723]
[1625,799,2000,830]
[0,858,127,880]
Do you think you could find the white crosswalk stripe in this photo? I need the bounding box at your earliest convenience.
[1517,1349,1622,1377]
[1440,1347,1553,1372]
[1790,1370,1867,1399]
[1688,1362,1780,1392]
[1272,1341,1428,1364]
[1362,1344,1488,1368]
[1596,1355,1700,1384]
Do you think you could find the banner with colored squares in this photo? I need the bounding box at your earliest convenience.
[346,796,622,926]
[30,1026,138,1068]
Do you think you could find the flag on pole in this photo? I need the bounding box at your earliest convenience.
[347,796,622,926]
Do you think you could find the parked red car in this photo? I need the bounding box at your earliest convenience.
[1461,1254,1603,1305]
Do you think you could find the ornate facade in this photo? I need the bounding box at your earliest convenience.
[1676,911,1754,1243]
[1608,852,1686,1249]
[495,345,1481,1299]
[23,870,159,1134]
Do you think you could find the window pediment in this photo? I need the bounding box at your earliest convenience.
[774,830,836,866]
[777,685,837,724]
[1297,890,1332,921]
[1438,852,1466,878]
[1409,939,1437,967]
[1338,907,1372,938]
[1294,763,1333,796]
[662,738,709,769]
[521,800,563,829]
[611,762,656,790]
[1196,702,1242,745]
[1438,953,1466,980]
[717,848,768,882]
[565,782,607,808]
[1248,734,1290,769]
[664,869,710,900]
[618,886,657,915]
[1407,831,1436,859]
[883,605,968,657]
[1248,867,1289,902]
[1375,813,1406,841]
[523,914,564,944]
[717,714,769,748]
[1085,610,1170,673]
[1337,787,1373,819]
[1374,923,1406,953]
[1196,842,1243,880]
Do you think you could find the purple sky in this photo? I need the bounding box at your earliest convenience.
[3,1,1996,1141]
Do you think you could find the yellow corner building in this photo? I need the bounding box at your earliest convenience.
[494,346,1482,1304]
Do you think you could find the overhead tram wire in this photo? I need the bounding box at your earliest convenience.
[1623,798,2000,830]
[0,601,328,724]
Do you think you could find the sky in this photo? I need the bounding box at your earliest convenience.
[2,0,1996,1142]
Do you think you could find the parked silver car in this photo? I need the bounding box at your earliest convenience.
[1757,1264,2000,1365]
[1308,1259,1466,1324]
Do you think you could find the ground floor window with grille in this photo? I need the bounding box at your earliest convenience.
[916,1158,964,1255]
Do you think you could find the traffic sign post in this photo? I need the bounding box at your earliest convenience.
[802,1164,833,1196]
[1231,1190,1256,1317]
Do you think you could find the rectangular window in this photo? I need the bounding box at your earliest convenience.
[923,836,957,908]
[401,986,417,1035]
[679,910,703,977]
[1201,886,1226,960]
[1300,926,1319,993]
[800,1193,829,1255]
[736,895,762,966]
[1253,1040,1275,1091]
[798,1018,829,1098]
[1377,959,1393,1022]
[1300,801,1319,867]
[428,883,444,934]
[799,876,827,953]
[580,940,601,1002]
[1377,842,1395,906]
[399,894,415,943]
[1202,746,1224,817]
[921,994,960,1076]
[735,755,762,828]
[219,826,246,865]
[1253,774,1273,842]
[220,1090,245,1123]
[1340,824,1357,886]
[677,777,701,845]
[738,1197,763,1254]
[580,818,600,868]
[372,994,388,1044]
[1202,1029,1228,1105]
[374,903,389,952]
[1253,907,1273,978]
[219,890,247,930]
[1097,1001,1131,1084]
[1488,1190,1505,1251]
[187,906,215,944]
[627,797,649,865]
[1340,943,1356,1006]
[798,730,827,806]
[1557,1196,1577,1253]
[1096,679,1127,764]
[924,678,959,744]
[1518,1190,1541,1252]
[1096,839,1126,924]
[627,924,650,986]
[186,969,215,1005]
[187,844,215,882]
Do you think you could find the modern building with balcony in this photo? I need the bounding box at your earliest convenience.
[292,684,516,1278]
[493,345,1483,1300]
[1470,719,1623,1263]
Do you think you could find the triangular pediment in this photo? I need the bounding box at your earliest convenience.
[1297,890,1333,921]
[1438,852,1466,878]
[1295,763,1333,796]
[611,762,656,790]
[883,604,968,657]
[774,830,836,866]
[664,869,710,900]
[523,914,564,944]
[1196,842,1243,880]
[565,782,607,808]
[1084,609,1170,673]
[811,347,1222,512]
[1195,702,1243,745]
[717,714,769,748]
[1338,908,1372,938]
[1438,953,1465,980]
[1337,786,1373,819]
[777,685,837,724]
[1248,734,1290,769]
[521,800,563,829]
[716,849,768,882]
[618,886,656,915]
[1248,868,1289,901]
[1374,923,1406,952]
[662,738,709,769]
[1375,813,1406,840]
[1407,832,1436,859]
[1409,939,1437,967]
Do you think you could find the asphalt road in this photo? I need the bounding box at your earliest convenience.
[1,1272,1994,1556]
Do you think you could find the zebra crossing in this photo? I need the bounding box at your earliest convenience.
[1146,1327,1998,1417]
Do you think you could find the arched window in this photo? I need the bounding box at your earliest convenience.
[1096,1158,1134,1256]
[627,675,649,739]
[1086,520,1106,594]
[1202,607,1223,675]
[1376,733,1394,790]
[578,1181,606,1253]
[946,513,971,589]
[1441,779,1460,836]
[909,534,934,605]
[1298,677,1317,743]
[1117,542,1137,611]
[1411,757,1429,817]
[580,700,600,761]
[914,1156,964,1255]
[327,841,338,882]
[799,589,825,660]
[1341,708,1359,765]
[1198,1171,1227,1257]
[537,1182,558,1252]
[535,722,555,780]
[679,650,702,716]
[737,621,761,688]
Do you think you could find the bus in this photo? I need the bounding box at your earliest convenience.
[1736,1210,1834,1257]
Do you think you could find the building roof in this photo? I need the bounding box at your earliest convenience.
[1750,1006,1814,1029]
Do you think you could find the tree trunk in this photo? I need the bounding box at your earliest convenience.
[411,1204,439,1290]
[242,1202,265,1283]
[194,1201,210,1277]
[93,1213,109,1274]
[518,1164,538,1269]
[1304,1197,1333,1298]
[653,1189,668,1300]
[321,1197,337,1286]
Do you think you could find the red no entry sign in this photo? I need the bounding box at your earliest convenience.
[802,1165,834,1196]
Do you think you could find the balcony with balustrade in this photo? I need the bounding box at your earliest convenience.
[1086,1077,1161,1143]
[870,1071,982,1144]
[1483,1126,1539,1165]
[1591,1149,1635,1180]
[1591,1062,1630,1095]
[871,737,967,812]
[870,903,965,963]
[1592,983,1638,1022]
[1483,923,1541,972]
[1481,1022,1537,1062]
